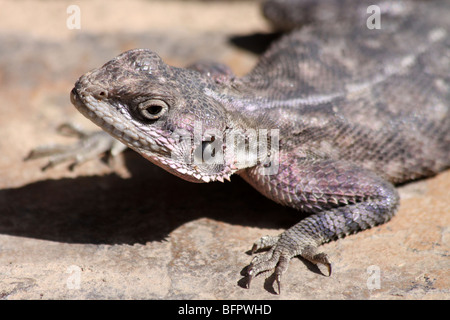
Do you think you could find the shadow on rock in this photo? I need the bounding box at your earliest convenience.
[0,151,298,245]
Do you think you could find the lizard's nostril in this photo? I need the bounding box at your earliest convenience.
[93,88,108,100]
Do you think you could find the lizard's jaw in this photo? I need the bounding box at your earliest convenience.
[70,86,173,154]
[70,85,236,183]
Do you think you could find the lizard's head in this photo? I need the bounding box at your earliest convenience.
[70,49,244,183]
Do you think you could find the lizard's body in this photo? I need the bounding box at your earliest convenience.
[29,0,450,293]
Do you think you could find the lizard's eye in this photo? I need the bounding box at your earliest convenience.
[138,99,169,120]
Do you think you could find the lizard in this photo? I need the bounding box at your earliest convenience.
[27,0,450,294]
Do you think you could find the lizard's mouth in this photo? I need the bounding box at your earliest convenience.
[70,86,99,123]
[70,87,84,111]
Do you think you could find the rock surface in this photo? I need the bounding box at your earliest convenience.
[0,0,448,299]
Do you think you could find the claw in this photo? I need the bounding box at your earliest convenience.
[246,268,254,289]
[56,123,89,138]
[275,274,281,295]
[41,161,55,172]
[326,263,332,277]
[246,275,253,289]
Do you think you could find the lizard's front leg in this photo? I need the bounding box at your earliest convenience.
[25,123,126,170]
[240,155,400,293]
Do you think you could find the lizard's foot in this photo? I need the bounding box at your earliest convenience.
[25,123,126,171]
[246,233,331,294]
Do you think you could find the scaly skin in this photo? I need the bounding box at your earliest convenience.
[28,0,450,293]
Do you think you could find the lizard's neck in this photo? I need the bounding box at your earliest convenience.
[203,82,279,130]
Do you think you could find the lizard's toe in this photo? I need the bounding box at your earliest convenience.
[251,234,280,253]
[26,123,126,171]
[245,235,333,292]
[246,244,293,294]
[301,245,332,276]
